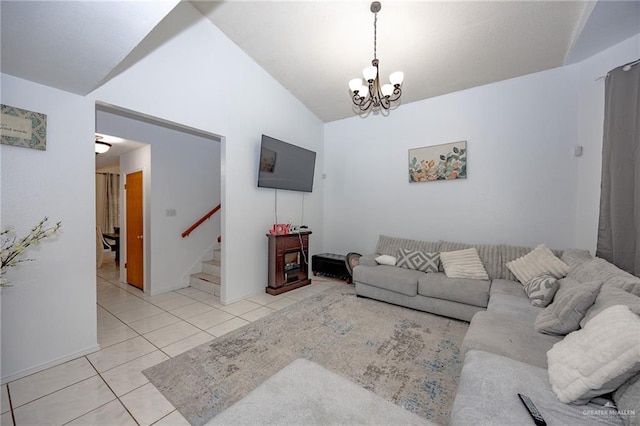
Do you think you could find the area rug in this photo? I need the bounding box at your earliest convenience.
[206,358,433,425]
[144,286,469,426]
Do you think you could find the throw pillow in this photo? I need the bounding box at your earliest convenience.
[439,248,489,280]
[506,244,569,284]
[547,305,640,404]
[580,285,640,328]
[523,274,559,307]
[375,254,397,266]
[534,278,603,335]
[396,249,439,273]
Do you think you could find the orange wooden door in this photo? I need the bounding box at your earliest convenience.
[126,171,144,289]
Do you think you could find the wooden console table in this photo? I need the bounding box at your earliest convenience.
[266,231,311,295]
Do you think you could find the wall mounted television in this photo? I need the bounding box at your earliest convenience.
[258,134,316,193]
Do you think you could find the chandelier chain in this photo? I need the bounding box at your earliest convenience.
[373,12,377,60]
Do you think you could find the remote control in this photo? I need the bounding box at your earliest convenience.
[518,393,547,426]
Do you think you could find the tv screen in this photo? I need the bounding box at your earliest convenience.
[258,135,316,193]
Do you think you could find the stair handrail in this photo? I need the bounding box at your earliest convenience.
[182,204,221,238]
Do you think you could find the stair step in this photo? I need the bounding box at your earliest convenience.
[202,259,221,276]
[212,249,221,262]
[190,272,220,296]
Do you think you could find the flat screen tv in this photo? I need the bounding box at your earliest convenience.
[258,134,316,193]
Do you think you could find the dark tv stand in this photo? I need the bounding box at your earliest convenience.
[266,232,312,295]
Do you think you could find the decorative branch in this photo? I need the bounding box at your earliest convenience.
[1,217,61,287]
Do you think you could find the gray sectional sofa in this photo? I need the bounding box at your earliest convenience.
[353,235,640,426]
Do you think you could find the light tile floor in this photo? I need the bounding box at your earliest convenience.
[1,253,345,425]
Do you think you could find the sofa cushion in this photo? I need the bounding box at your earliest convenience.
[417,272,490,308]
[506,244,569,284]
[375,235,440,256]
[501,244,563,281]
[352,265,422,297]
[523,274,559,307]
[487,294,542,323]
[451,350,625,426]
[614,372,640,426]
[489,279,528,298]
[568,257,640,296]
[534,278,603,336]
[462,311,562,368]
[547,305,640,404]
[581,285,640,327]
[357,254,378,267]
[440,241,502,279]
[396,248,439,273]
[440,248,489,280]
[561,248,593,269]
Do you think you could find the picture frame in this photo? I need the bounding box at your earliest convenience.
[409,140,467,183]
[0,104,47,150]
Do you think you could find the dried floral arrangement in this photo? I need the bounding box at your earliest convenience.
[1,217,61,287]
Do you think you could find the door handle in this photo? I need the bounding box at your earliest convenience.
[137,235,143,240]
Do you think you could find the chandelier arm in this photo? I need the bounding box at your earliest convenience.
[388,86,402,102]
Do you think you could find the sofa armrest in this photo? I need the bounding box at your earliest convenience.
[358,253,379,267]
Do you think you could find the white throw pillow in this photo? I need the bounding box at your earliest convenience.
[547,305,640,404]
[507,244,569,284]
[375,254,397,266]
[439,248,489,280]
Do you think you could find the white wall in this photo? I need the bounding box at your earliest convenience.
[574,34,640,252]
[1,75,98,384]
[97,110,220,295]
[324,66,582,254]
[91,2,324,303]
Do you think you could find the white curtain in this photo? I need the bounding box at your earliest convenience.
[95,173,120,234]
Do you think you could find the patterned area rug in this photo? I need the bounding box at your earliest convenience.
[143,286,469,426]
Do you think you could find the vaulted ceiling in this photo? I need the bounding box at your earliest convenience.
[2,1,639,123]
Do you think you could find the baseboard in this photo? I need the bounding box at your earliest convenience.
[1,343,101,385]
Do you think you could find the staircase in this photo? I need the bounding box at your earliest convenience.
[189,248,221,296]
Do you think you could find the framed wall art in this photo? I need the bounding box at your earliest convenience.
[409,140,467,183]
[1,104,47,150]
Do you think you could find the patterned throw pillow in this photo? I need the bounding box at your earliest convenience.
[396,249,439,273]
[523,274,559,307]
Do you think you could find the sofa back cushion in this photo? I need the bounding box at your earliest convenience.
[580,284,640,327]
[439,241,502,280]
[560,248,593,270]
[375,235,440,257]
[568,257,640,296]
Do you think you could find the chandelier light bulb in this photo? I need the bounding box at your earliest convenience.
[381,84,393,97]
[349,78,363,92]
[389,71,404,86]
[363,66,378,82]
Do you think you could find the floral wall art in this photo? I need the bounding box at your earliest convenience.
[0,104,47,150]
[409,140,467,183]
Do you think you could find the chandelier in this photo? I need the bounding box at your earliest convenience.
[349,1,404,113]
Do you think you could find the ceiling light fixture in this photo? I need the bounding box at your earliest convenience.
[349,1,404,114]
[95,138,111,154]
